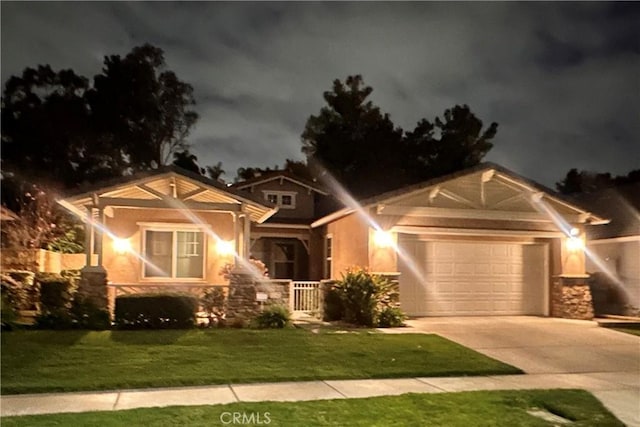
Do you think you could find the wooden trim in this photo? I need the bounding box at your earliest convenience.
[588,235,640,244]
[95,197,241,211]
[392,225,564,238]
[379,205,581,223]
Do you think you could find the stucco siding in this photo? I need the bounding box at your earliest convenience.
[587,239,640,307]
[327,213,369,278]
[103,208,235,284]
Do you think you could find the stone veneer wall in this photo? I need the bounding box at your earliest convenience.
[226,268,291,326]
[552,276,594,320]
[78,266,109,312]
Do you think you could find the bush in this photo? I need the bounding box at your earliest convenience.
[35,311,74,330]
[377,306,406,328]
[200,287,227,327]
[114,293,198,329]
[322,285,344,321]
[1,270,37,311]
[253,305,291,329]
[37,274,74,313]
[333,268,405,327]
[70,297,111,330]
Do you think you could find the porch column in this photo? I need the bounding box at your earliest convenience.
[96,207,105,267]
[84,207,94,267]
[243,213,251,260]
[233,212,241,267]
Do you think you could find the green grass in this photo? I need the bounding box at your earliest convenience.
[0,329,521,394]
[611,327,640,337]
[1,390,623,427]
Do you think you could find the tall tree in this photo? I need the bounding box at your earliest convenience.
[301,75,404,198]
[301,75,497,198]
[87,44,198,171]
[556,168,640,194]
[1,65,91,188]
[1,44,199,194]
[405,105,497,181]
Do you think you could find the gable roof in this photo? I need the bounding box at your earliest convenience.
[232,171,329,195]
[58,166,278,223]
[311,162,608,228]
[573,183,640,239]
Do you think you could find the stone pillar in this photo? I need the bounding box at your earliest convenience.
[552,275,594,320]
[78,266,109,312]
[225,268,291,327]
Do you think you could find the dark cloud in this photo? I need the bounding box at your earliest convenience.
[2,2,638,186]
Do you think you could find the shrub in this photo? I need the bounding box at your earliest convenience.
[200,287,227,327]
[333,268,405,327]
[334,269,381,326]
[253,305,291,329]
[1,293,18,331]
[70,297,111,330]
[37,274,74,313]
[322,285,344,321]
[377,306,406,328]
[1,270,37,311]
[35,311,74,330]
[114,293,198,329]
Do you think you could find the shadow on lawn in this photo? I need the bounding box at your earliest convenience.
[109,329,192,345]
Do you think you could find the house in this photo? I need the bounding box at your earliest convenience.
[58,166,278,287]
[311,163,607,317]
[574,183,640,314]
[232,171,337,280]
[58,162,608,319]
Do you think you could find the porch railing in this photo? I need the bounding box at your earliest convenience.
[291,281,321,313]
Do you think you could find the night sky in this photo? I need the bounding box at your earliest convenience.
[2,2,638,187]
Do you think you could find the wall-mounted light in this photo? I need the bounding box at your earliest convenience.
[113,237,132,254]
[566,236,585,252]
[216,240,235,256]
[373,229,394,248]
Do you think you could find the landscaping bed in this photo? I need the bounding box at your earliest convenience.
[1,329,521,394]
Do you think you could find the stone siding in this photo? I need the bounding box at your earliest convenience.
[552,276,594,320]
[225,268,291,326]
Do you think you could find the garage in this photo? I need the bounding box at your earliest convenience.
[399,237,548,316]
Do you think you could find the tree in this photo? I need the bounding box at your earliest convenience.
[204,162,225,181]
[233,159,313,183]
[87,44,198,171]
[1,65,91,188]
[302,75,404,198]
[556,168,640,194]
[172,150,204,175]
[301,75,498,198]
[1,44,199,194]
[405,105,497,181]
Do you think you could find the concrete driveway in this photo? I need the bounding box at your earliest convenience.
[391,316,640,426]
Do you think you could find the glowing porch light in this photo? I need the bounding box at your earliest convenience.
[566,236,585,252]
[113,237,132,254]
[373,229,394,248]
[216,240,235,256]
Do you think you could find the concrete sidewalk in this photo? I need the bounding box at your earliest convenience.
[2,372,638,426]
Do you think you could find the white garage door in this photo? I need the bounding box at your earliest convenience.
[399,239,548,316]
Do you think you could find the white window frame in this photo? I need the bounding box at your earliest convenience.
[324,234,333,279]
[262,191,297,209]
[138,223,207,282]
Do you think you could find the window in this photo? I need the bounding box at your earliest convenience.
[324,235,332,278]
[143,229,205,279]
[263,191,297,209]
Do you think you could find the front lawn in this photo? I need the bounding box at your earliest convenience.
[1,329,521,394]
[1,389,623,426]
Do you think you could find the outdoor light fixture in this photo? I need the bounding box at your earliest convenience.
[570,227,580,236]
[216,240,235,256]
[566,236,585,252]
[373,229,394,248]
[113,237,131,254]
